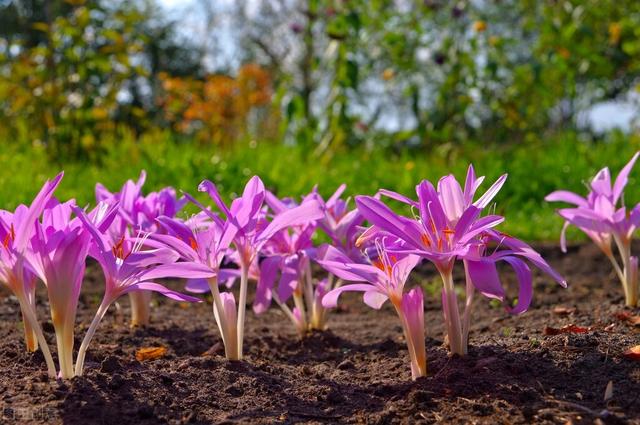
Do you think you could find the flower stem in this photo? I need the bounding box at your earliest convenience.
[440,270,466,356]
[21,301,38,352]
[18,296,56,378]
[236,264,249,360]
[303,261,314,326]
[208,277,238,360]
[75,300,111,376]
[272,290,306,336]
[52,315,75,379]
[605,252,626,285]
[394,297,427,380]
[292,288,308,332]
[613,236,639,307]
[461,261,475,348]
[129,290,152,327]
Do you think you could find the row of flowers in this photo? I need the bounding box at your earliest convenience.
[1,153,638,381]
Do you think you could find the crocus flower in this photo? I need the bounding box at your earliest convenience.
[318,244,426,379]
[252,191,330,334]
[185,176,323,359]
[95,170,187,326]
[354,165,565,355]
[152,213,242,359]
[546,152,640,306]
[0,173,63,376]
[71,205,212,376]
[25,199,93,378]
[309,184,364,261]
[0,208,39,352]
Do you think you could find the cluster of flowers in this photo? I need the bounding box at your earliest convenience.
[547,152,640,307]
[1,163,586,381]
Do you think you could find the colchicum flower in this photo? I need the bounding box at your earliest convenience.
[95,170,187,326]
[546,152,640,306]
[182,176,323,359]
[318,244,426,379]
[25,198,93,378]
[352,165,565,356]
[152,212,240,359]
[253,190,331,335]
[72,205,212,376]
[0,173,63,376]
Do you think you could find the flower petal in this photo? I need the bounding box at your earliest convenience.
[355,196,425,249]
[140,262,215,281]
[322,283,377,308]
[198,180,231,216]
[253,256,281,314]
[378,189,419,207]
[15,172,63,252]
[465,259,505,300]
[438,175,465,222]
[185,278,209,293]
[363,290,389,309]
[613,152,640,203]
[256,200,323,247]
[130,282,202,302]
[545,190,588,207]
[502,256,533,315]
[474,174,507,209]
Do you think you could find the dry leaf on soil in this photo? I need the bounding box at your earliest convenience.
[614,311,640,326]
[543,324,590,335]
[135,346,167,361]
[623,345,640,361]
[553,306,576,315]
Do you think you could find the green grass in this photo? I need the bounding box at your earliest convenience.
[1,130,639,242]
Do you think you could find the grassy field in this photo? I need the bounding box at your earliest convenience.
[1,130,639,242]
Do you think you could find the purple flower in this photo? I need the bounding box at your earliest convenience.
[400,288,426,380]
[310,184,364,260]
[546,152,640,306]
[95,170,187,325]
[0,173,63,376]
[183,176,324,359]
[25,198,93,378]
[71,205,212,376]
[318,243,425,379]
[353,165,564,356]
[252,191,326,334]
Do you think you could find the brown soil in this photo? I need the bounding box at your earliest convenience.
[0,243,639,424]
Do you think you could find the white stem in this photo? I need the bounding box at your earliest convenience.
[605,251,626,286]
[21,300,38,352]
[75,300,111,376]
[53,317,75,379]
[272,290,305,335]
[440,270,466,356]
[613,236,638,307]
[236,264,249,360]
[18,297,57,378]
[327,273,335,290]
[303,262,314,322]
[333,278,343,289]
[461,261,475,348]
[292,290,308,331]
[208,277,238,360]
[129,290,152,327]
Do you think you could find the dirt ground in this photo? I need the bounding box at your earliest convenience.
[0,243,639,424]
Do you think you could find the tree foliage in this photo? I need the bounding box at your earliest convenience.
[0,0,638,157]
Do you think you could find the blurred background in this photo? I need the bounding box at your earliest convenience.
[0,0,639,240]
